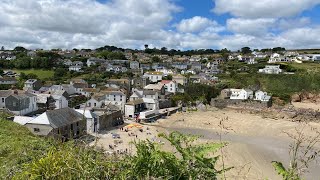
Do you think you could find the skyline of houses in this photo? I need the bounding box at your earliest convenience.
[1,48,319,139]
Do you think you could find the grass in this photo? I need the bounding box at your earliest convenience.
[0,119,53,179]
[287,62,320,73]
[12,69,54,79]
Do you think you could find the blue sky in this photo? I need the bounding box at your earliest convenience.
[1,0,320,50]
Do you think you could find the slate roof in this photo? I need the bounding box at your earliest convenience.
[27,108,84,128]
[143,90,157,95]
[73,83,88,88]
[0,90,13,97]
[126,99,144,105]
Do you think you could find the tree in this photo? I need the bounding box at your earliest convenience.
[160,47,167,54]
[14,46,27,52]
[151,56,161,63]
[220,48,231,61]
[241,47,252,54]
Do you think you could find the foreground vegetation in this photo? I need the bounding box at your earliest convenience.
[0,119,228,179]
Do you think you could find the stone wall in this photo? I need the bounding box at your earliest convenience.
[210,98,272,110]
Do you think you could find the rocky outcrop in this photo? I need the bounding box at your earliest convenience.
[291,92,320,103]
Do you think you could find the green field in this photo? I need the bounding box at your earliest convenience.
[12,69,54,79]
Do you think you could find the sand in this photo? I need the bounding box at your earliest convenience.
[91,107,320,179]
[155,108,320,180]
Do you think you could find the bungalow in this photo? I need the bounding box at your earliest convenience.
[258,65,283,74]
[25,108,86,139]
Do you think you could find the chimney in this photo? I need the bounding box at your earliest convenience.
[14,90,18,95]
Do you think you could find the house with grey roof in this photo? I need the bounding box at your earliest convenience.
[5,91,38,115]
[105,91,126,112]
[130,61,140,69]
[86,94,106,109]
[125,99,145,118]
[24,79,42,91]
[0,76,17,85]
[0,90,12,108]
[25,108,86,139]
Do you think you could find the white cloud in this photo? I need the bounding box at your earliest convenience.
[0,0,320,51]
[213,0,320,18]
[176,16,223,33]
[0,0,180,49]
[227,18,276,36]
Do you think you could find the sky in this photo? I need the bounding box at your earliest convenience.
[1,0,320,50]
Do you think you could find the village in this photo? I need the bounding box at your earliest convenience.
[1,47,320,139]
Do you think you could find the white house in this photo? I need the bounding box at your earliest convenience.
[130,89,143,101]
[5,91,38,115]
[52,94,68,109]
[230,89,254,100]
[143,72,163,83]
[258,65,283,74]
[75,109,97,134]
[87,57,105,67]
[69,65,82,72]
[125,99,145,118]
[0,90,12,108]
[86,94,105,109]
[0,77,17,85]
[130,61,140,69]
[160,80,177,94]
[254,91,271,102]
[105,91,126,112]
[142,98,159,110]
[268,53,287,63]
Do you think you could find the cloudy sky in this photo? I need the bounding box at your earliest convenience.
[1,0,320,50]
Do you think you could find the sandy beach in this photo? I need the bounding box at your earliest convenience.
[92,105,320,180]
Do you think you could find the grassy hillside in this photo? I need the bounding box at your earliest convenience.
[0,119,226,179]
[12,69,54,80]
[0,119,52,179]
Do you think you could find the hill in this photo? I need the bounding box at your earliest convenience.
[0,119,226,179]
[0,119,52,179]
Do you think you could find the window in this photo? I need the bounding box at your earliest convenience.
[1,98,4,103]
[94,103,97,107]
[88,102,91,107]
[71,124,73,131]
[34,128,40,132]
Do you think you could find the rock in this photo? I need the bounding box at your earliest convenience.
[291,94,301,102]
